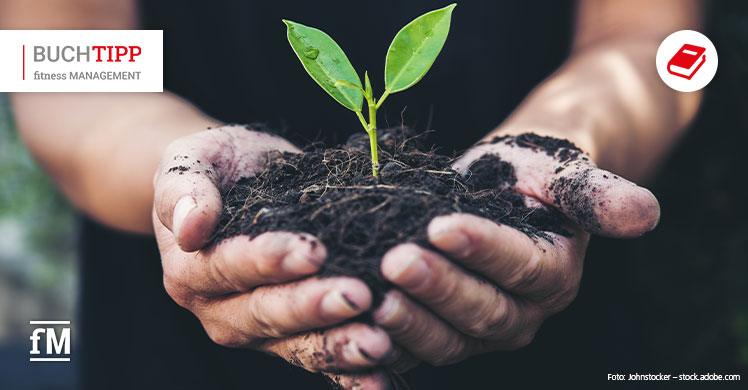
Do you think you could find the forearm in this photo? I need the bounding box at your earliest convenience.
[487,39,701,181]
[11,92,220,233]
[486,0,702,181]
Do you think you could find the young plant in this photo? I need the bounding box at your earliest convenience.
[283,4,456,176]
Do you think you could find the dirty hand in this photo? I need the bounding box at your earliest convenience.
[152,126,395,382]
[375,133,660,366]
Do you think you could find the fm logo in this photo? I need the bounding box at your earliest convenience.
[29,321,71,362]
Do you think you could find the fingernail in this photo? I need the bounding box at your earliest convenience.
[342,328,391,365]
[385,255,430,288]
[173,196,196,237]
[356,327,393,363]
[356,345,377,362]
[283,241,325,274]
[320,290,363,318]
[429,221,471,257]
[339,340,377,366]
[347,343,390,365]
[341,340,367,365]
[373,293,399,324]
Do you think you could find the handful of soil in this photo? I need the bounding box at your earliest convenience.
[213,127,569,302]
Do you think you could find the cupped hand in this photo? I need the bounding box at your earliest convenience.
[152,126,398,386]
[374,133,660,366]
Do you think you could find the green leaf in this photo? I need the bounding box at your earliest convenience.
[283,19,363,111]
[384,3,456,94]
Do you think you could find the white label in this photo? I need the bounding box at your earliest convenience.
[0,30,163,92]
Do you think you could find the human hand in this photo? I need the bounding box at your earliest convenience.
[152,126,397,386]
[374,133,660,366]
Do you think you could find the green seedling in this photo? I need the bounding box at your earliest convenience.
[283,4,456,176]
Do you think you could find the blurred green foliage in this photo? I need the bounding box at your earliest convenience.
[0,93,76,339]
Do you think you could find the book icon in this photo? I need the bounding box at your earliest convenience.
[667,44,706,80]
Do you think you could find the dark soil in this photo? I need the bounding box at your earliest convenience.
[485,132,583,163]
[213,127,570,303]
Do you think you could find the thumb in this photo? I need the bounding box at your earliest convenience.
[154,125,302,252]
[455,134,660,238]
[547,162,660,238]
[154,141,223,252]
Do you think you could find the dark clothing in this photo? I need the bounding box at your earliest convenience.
[79,1,651,389]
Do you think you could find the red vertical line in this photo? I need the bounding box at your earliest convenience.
[22,45,25,80]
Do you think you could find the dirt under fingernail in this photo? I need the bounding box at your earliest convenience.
[357,346,378,362]
[340,292,360,311]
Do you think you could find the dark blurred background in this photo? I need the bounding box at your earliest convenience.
[0,1,746,388]
[596,0,748,372]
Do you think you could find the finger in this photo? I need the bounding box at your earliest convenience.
[324,371,392,390]
[322,349,417,390]
[429,213,580,299]
[154,137,223,252]
[381,243,538,341]
[199,277,372,345]
[162,232,327,296]
[547,163,660,237]
[262,323,393,373]
[374,290,483,366]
